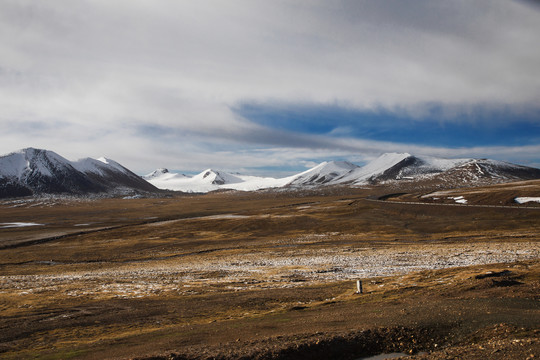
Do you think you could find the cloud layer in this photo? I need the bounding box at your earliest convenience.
[1,0,539,174]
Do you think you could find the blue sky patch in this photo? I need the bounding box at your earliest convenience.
[234,102,540,148]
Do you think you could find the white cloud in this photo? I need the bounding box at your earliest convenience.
[0,0,539,173]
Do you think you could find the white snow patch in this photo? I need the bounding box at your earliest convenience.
[515,197,540,204]
[449,196,468,204]
[198,214,250,220]
[0,222,43,228]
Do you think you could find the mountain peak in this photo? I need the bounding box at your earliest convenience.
[154,168,169,175]
[193,169,243,185]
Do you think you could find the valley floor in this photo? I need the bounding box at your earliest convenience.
[0,186,539,359]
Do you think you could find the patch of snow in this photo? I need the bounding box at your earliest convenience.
[198,214,250,220]
[0,222,43,228]
[474,162,485,175]
[515,197,540,204]
[123,195,143,199]
[97,157,109,164]
[449,196,468,204]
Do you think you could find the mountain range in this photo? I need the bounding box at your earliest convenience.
[1,148,540,198]
[144,152,540,193]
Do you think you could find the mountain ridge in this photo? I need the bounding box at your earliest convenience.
[2,148,540,197]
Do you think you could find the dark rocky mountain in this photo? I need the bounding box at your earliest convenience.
[360,155,540,188]
[0,148,158,198]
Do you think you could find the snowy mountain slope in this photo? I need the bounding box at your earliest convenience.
[0,148,157,198]
[72,157,157,192]
[288,161,359,186]
[335,153,412,184]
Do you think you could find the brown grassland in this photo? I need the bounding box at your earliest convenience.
[0,182,539,359]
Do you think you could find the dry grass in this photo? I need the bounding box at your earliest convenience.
[0,186,539,359]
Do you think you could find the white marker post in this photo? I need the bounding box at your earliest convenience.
[356,280,363,294]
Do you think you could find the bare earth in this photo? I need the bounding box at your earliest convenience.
[0,184,539,359]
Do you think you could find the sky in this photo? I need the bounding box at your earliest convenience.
[1,0,540,176]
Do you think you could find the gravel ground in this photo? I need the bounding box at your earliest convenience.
[2,240,537,299]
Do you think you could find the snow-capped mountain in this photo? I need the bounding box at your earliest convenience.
[424,158,540,186]
[341,153,540,186]
[0,148,157,198]
[191,169,243,185]
[144,168,293,193]
[145,153,540,193]
[2,148,540,197]
[350,153,471,184]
